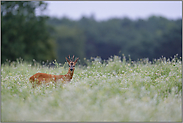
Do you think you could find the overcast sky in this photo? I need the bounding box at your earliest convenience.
[40,1,182,21]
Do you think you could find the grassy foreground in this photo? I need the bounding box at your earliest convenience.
[1,55,182,122]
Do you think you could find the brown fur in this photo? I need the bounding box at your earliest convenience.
[29,55,79,88]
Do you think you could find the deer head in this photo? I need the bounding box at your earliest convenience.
[65,55,79,71]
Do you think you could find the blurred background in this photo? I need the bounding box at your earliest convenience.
[1,1,182,64]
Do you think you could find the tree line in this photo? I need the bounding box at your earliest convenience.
[1,1,182,64]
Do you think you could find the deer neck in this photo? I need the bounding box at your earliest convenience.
[66,69,74,80]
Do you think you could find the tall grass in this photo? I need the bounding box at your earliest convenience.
[1,55,182,122]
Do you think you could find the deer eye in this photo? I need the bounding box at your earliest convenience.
[69,65,75,67]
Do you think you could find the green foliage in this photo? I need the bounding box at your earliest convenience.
[1,56,182,121]
[54,25,86,63]
[47,16,181,62]
[1,1,56,63]
[154,19,182,58]
[2,2,182,65]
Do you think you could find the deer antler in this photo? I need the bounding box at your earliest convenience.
[72,55,75,62]
[68,55,71,62]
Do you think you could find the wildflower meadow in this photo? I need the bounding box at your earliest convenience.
[1,55,182,122]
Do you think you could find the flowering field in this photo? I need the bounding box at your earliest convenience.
[1,55,182,122]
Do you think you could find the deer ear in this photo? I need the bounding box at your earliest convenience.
[65,57,70,64]
[74,58,79,63]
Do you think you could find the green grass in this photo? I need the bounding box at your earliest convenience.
[1,55,182,122]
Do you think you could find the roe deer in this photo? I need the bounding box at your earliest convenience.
[29,55,79,88]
